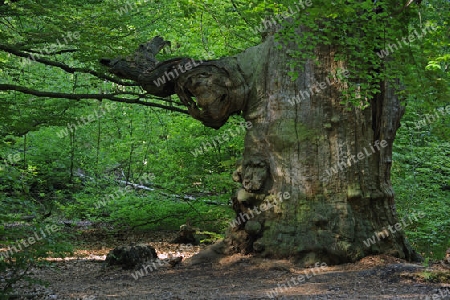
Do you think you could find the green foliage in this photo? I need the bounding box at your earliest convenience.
[0,115,75,296]
[418,270,450,283]
[392,99,450,259]
[195,231,224,244]
[0,197,73,296]
[270,0,449,108]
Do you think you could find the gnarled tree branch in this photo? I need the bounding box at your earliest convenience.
[0,44,136,87]
[101,36,250,129]
[0,84,189,114]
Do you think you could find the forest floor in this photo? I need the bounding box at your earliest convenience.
[5,228,450,300]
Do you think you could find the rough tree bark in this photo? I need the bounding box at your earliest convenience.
[100,35,421,265]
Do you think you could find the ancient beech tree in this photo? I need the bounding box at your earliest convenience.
[101,33,420,264]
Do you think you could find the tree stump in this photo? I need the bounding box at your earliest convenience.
[104,244,157,270]
[172,223,198,245]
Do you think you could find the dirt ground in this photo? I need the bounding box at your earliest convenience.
[4,229,450,300]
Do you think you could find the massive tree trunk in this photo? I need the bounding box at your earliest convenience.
[101,35,421,265]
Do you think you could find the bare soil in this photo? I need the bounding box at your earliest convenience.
[5,229,450,300]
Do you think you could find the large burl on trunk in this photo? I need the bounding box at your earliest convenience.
[101,36,421,265]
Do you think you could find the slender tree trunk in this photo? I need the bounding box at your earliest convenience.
[22,134,26,170]
[126,118,134,184]
[96,103,101,178]
[69,129,75,183]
